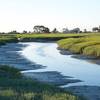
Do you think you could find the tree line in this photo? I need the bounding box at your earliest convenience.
[0,25,100,34]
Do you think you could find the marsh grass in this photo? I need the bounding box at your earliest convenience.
[0,35,18,45]
[16,33,85,40]
[83,45,100,57]
[0,65,81,100]
[57,33,100,57]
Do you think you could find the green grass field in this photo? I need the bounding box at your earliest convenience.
[16,33,86,41]
[57,33,100,57]
[0,65,81,100]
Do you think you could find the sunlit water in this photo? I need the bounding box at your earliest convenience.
[19,42,100,87]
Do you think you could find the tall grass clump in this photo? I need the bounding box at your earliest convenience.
[69,41,100,54]
[57,38,86,50]
[57,34,100,57]
[83,45,100,57]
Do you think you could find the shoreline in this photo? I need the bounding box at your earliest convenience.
[65,85,100,100]
[58,47,100,65]
[58,47,100,100]
[22,71,82,86]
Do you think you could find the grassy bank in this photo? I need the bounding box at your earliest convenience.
[57,33,100,58]
[16,33,86,41]
[0,65,82,100]
[0,33,86,44]
[0,34,18,45]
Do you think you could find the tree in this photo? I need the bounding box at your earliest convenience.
[23,30,27,34]
[98,26,100,32]
[70,28,80,33]
[41,26,50,33]
[8,30,19,34]
[92,27,98,32]
[33,25,41,33]
[52,28,58,33]
[33,25,50,33]
[84,29,87,33]
[62,28,69,33]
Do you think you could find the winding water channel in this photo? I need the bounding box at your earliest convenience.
[0,42,100,87]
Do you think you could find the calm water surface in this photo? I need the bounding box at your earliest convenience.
[20,42,100,87]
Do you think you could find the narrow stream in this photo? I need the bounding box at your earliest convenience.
[0,42,100,87]
[20,42,100,87]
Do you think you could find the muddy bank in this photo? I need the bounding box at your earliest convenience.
[22,70,100,100]
[58,47,100,65]
[0,43,46,70]
[22,71,81,86]
[18,37,66,42]
[65,86,100,100]
[72,55,100,65]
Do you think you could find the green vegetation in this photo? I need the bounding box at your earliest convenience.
[0,65,81,100]
[57,33,100,57]
[16,33,86,41]
[83,45,100,57]
[0,34,18,45]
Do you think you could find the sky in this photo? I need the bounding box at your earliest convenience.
[0,0,100,32]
